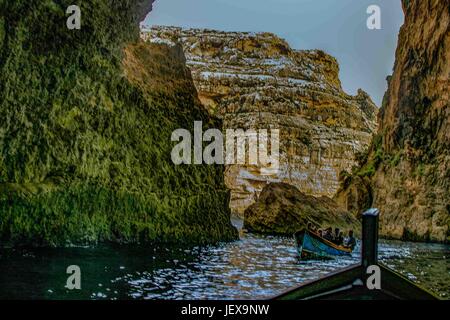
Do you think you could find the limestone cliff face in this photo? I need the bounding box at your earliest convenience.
[336,0,449,242]
[142,27,378,215]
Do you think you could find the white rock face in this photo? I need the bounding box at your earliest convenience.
[142,26,378,215]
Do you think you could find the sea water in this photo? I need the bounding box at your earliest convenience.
[0,218,448,300]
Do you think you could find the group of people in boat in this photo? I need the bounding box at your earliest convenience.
[307,223,356,250]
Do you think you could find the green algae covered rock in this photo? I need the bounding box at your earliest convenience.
[0,0,237,246]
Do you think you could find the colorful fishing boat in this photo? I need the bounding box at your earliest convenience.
[275,209,439,300]
[294,229,353,259]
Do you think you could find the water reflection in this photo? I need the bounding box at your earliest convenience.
[0,221,448,300]
[106,235,448,300]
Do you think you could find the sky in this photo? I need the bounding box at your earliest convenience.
[144,0,404,106]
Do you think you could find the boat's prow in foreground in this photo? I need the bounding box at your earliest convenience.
[274,208,440,300]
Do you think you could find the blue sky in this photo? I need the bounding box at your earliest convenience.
[144,0,404,106]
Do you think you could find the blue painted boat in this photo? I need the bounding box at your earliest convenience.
[276,209,439,300]
[294,229,353,259]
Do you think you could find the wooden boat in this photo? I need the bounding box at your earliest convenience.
[274,208,440,300]
[294,229,352,259]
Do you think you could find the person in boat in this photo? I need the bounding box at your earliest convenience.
[317,229,323,237]
[322,227,333,241]
[307,222,319,236]
[343,230,356,250]
[333,228,343,245]
[338,231,344,245]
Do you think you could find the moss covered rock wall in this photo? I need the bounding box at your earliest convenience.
[0,0,237,246]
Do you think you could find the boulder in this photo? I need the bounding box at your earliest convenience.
[244,182,358,236]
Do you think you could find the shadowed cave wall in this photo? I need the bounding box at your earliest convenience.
[0,0,238,246]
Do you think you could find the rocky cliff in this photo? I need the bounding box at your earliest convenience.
[336,0,449,242]
[0,0,237,246]
[244,182,358,236]
[142,27,378,215]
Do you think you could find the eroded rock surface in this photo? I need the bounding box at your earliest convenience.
[244,182,358,236]
[336,0,449,242]
[0,1,237,246]
[142,27,378,215]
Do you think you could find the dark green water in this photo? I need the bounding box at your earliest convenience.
[0,221,448,300]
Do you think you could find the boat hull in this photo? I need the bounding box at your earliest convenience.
[294,229,352,259]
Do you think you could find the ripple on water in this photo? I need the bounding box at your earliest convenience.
[0,230,448,300]
[106,234,448,300]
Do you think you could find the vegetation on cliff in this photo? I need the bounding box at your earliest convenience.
[0,0,237,246]
[335,0,449,243]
